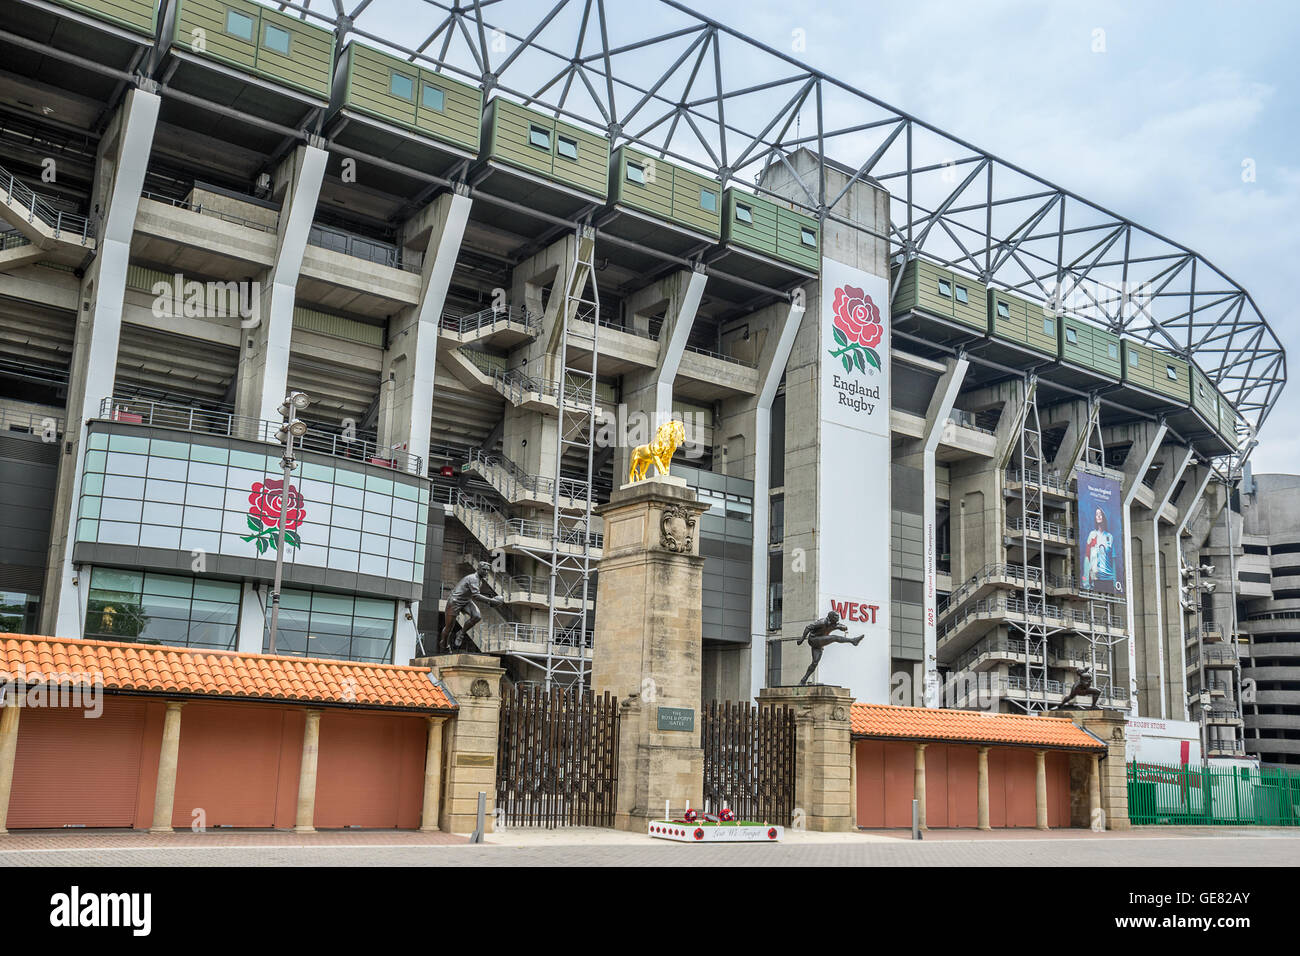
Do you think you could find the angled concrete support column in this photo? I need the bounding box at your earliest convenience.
[149,701,185,833]
[1149,446,1194,718]
[45,86,160,638]
[919,356,968,706]
[1173,469,1214,719]
[235,143,328,425]
[653,267,707,426]
[748,298,806,702]
[1121,421,1167,714]
[380,186,472,664]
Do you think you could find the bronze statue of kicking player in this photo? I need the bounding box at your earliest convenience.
[796,609,864,685]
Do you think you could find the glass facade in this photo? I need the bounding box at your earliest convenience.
[84,568,241,650]
[0,592,40,634]
[76,430,427,589]
[263,589,395,663]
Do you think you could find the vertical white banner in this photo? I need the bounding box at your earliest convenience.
[816,258,891,703]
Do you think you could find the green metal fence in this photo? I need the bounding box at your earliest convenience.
[1127,761,1300,826]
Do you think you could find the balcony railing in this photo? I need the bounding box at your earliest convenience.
[308,222,421,273]
[1005,468,1072,495]
[684,343,759,369]
[1007,516,1075,540]
[947,408,995,434]
[141,190,278,234]
[98,397,425,475]
[2,164,95,242]
[464,446,589,505]
[441,304,542,337]
[479,621,593,654]
[1207,739,1245,754]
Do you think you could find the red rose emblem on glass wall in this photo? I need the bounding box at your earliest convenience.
[828,284,883,375]
[240,478,306,554]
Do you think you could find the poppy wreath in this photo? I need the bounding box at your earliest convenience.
[718,808,736,822]
[241,478,306,554]
[827,284,883,375]
[682,808,699,823]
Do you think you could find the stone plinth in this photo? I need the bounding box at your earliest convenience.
[592,477,711,831]
[1057,708,1130,830]
[413,653,504,835]
[758,684,856,831]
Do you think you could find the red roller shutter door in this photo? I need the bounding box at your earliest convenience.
[6,698,148,829]
[171,703,302,829]
[312,711,426,829]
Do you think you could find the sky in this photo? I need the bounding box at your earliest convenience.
[682,0,1300,473]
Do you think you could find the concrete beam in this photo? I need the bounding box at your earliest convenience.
[1148,445,1194,718]
[748,297,806,703]
[654,268,707,426]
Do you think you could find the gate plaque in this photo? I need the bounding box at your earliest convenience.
[657,706,695,732]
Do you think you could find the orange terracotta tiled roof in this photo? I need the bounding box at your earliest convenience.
[0,634,455,713]
[850,702,1104,751]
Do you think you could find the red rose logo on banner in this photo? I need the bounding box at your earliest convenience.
[240,478,306,554]
[828,284,883,375]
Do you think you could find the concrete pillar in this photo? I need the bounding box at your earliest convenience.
[593,478,711,831]
[44,85,161,637]
[977,745,991,830]
[235,143,328,424]
[758,684,856,831]
[0,696,22,835]
[1035,749,1049,830]
[149,701,185,833]
[419,715,447,832]
[1172,469,1213,720]
[294,709,322,832]
[748,298,806,702]
[412,654,504,834]
[1150,446,1194,718]
[914,742,928,830]
[1120,420,1168,715]
[1089,753,1102,826]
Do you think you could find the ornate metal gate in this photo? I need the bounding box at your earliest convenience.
[701,701,795,824]
[495,683,620,827]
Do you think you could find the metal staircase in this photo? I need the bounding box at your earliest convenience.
[1012,375,1056,712]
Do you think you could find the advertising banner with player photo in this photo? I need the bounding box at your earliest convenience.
[1078,473,1124,596]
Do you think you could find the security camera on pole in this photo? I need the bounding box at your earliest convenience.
[268,391,310,655]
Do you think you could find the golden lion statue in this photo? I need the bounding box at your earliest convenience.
[628,419,687,483]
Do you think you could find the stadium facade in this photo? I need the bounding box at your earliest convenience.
[0,0,1285,752]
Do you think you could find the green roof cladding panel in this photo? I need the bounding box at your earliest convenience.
[988,289,1057,360]
[343,43,481,152]
[1191,365,1219,424]
[612,146,721,239]
[722,189,818,271]
[53,0,158,36]
[891,259,989,333]
[1122,340,1191,404]
[173,0,333,98]
[774,206,820,272]
[1060,318,1122,380]
[485,100,608,200]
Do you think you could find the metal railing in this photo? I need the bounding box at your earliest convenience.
[940,562,1042,616]
[479,621,593,653]
[1128,759,1299,826]
[1,164,94,242]
[460,349,602,408]
[141,190,278,234]
[1005,468,1072,495]
[947,408,995,434]
[307,222,421,273]
[0,228,31,251]
[0,401,64,434]
[684,342,758,369]
[1007,515,1075,540]
[98,397,425,474]
[441,304,543,337]
[939,593,1123,643]
[463,446,589,505]
[451,489,602,552]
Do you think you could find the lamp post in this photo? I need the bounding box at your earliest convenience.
[268,391,310,655]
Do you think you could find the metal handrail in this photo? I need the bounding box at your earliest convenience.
[947,408,995,434]
[141,190,278,234]
[1,164,94,242]
[684,342,758,369]
[1007,515,1075,540]
[451,490,603,552]
[479,621,593,652]
[1005,468,1072,495]
[0,401,64,434]
[97,397,425,475]
[441,304,543,337]
[460,349,601,408]
[463,446,590,504]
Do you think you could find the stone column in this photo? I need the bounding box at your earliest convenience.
[420,715,447,832]
[1055,708,1130,830]
[149,701,185,833]
[294,709,322,832]
[1089,753,1102,828]
[757,684,856,831]
[0,697,21,835]
[914,743,928,830]
[592,477,712,832]
[977,746,991,830]
[1035,749,1049,830]
[411,654,504,834]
